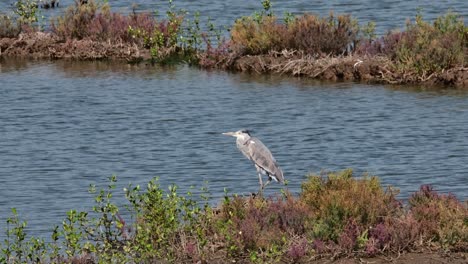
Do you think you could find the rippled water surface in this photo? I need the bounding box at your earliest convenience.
[0,0,468,239]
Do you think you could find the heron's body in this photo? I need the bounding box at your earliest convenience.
[223,130,284,191]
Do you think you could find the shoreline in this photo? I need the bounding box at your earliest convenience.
[1,0,467,88]
[2,31,467,88]
[223,53,468,88]
[0,32,151,62]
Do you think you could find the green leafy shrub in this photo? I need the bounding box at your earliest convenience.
[359,13,468,76]
[0,208,48,263]
[13,0,38,25]
[127,181,183,261]
[230,15,287,55]
[0,0,38,38]
[393,13,467,75]
[301,169,401,241]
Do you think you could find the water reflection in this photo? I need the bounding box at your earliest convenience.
[52,60,180,78]
[0,58,41,73]
[384,83,468,96]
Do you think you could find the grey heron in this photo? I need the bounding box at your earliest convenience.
[222,129,284,192]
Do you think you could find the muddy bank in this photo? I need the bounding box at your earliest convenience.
[1,32,467,88]
[0,32,151,62]
[222,52,468,88]
[311,251,467,264]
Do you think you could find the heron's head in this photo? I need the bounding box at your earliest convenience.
[222,129,252,139]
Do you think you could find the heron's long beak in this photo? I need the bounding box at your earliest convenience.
[222,132,235,136]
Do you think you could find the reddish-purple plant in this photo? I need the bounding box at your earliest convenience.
[369,223,391,249]
[365,237,379,256]
[238,215,261,249]
[408,185,467,247]
[312,239,327,254]
[50,0,183,53]
[288,13,360,56]
[184,240,197,259]
[267,195,309,234]
[198,33,230,68]
[385,213,423,251]
[356,31,405,57]
[287,237,308,261]
[337,219,361,252]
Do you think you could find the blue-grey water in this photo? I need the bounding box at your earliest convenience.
[0,0,468,240]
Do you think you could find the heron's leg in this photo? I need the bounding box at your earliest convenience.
[262,177,272,189]
[255,165,263,187]
[257,172,263,187]
[255,171,264,196]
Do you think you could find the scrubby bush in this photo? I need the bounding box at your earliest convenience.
[230,15,288,55]
[356,30,405,57]
[287,13,360,56]
[357,13,467,76]
[409,185,468,248]
[0,0,39,38]
[0,172,466,263]
[230,12,360,57]
[0,15,21,38]
[50,0,185,61]
[394,13,467,75]
[51,1,159,44]
[197,34,230,68]
[301,169,401,241]
[216,193,311,260]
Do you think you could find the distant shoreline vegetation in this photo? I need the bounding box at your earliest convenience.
[0,170,466,263]
[0,0,467,88]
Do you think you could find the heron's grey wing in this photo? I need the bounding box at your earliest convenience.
[245,137,284,183]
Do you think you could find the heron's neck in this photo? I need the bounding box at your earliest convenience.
[236,134,251,145]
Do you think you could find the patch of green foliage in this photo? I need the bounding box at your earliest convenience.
[394,12,467,76]
[0,170,466,263]
[0,0,39,38]
[14,0,38,25]
[356,12,467,78]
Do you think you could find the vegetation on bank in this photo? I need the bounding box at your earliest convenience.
[0,0,467,86]
[0,170,466,263]
[0,0,221,63]
[216,1,467,86]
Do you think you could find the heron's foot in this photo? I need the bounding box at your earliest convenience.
[256,187,264,198]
